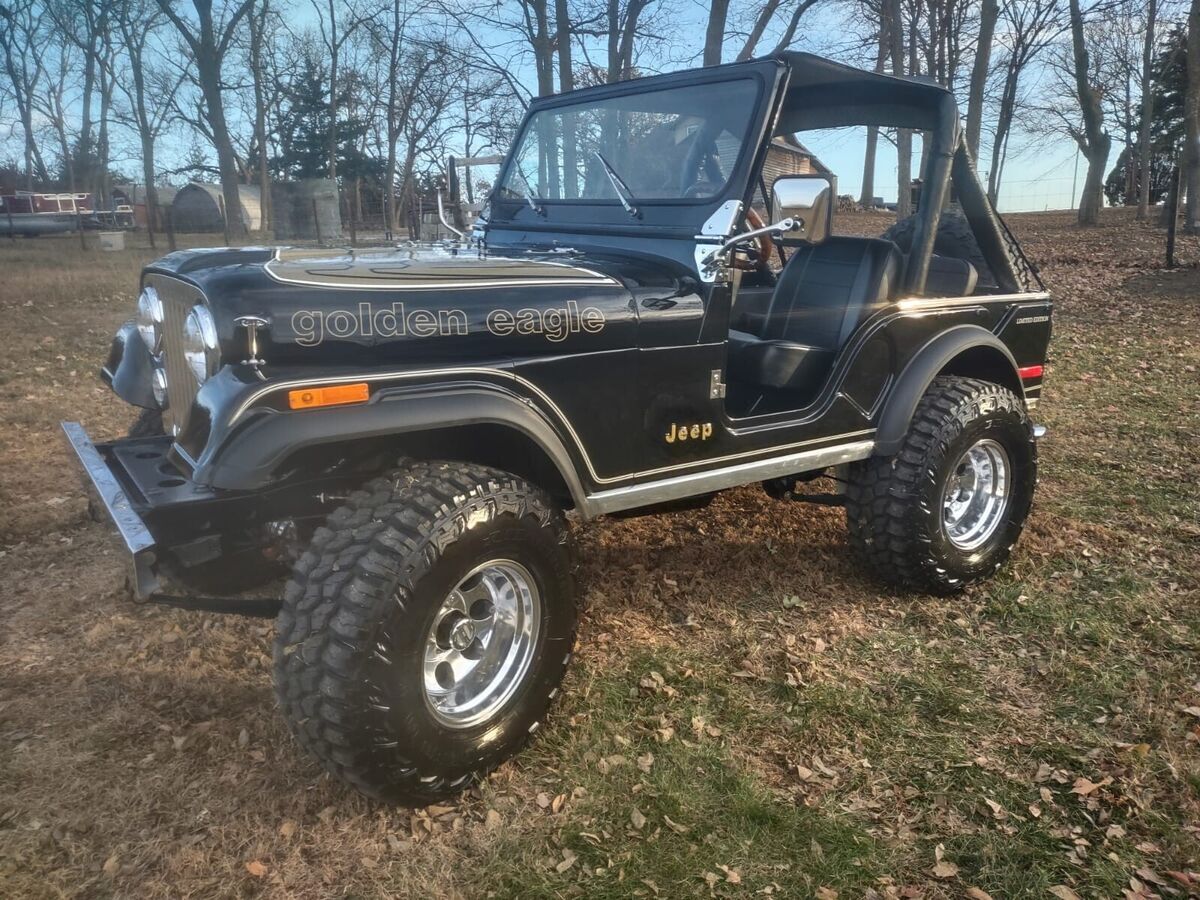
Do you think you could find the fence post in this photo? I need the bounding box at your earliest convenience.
[78,209,87,251]
[312,197,323,246]
[165,206,177,252]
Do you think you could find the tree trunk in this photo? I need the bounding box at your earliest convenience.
[966,0,998,160]
[1185,0,1200,230]
[1136,0,1158,219]
[198,63,246,237]
[703,0,730,66]
[887,0,912,218]
[556,0,578,196]
[326,0,338,181]
[250,0,271,233]
[860,27,888,208]
[1068,0,1111,226]
[140,130,158,249]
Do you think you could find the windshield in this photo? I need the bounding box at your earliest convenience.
[499,78,760,204]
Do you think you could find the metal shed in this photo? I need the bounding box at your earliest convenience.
[171,182,262,232]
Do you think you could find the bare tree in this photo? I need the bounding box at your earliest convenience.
[1136,0,1157,219]
[1065,0,1112,224]
[1186,0,1200,229]
[156,0,256,236]
[986,0,1062,204]
[113,0,183,247]
[965,0,998,159]
[704,0,822,66]
[0,0,52,187]
[247,0,272,231]
[311,0,365,180]
[886,0,912,217]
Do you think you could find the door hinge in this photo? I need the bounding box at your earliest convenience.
[710,369,727,399]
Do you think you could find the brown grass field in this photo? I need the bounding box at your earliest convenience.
[0,211,1198,899]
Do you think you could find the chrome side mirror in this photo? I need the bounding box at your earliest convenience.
[771,175,833,245]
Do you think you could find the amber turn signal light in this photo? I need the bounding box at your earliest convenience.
[288,382,370,410]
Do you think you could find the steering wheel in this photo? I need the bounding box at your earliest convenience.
[731,207,772,271]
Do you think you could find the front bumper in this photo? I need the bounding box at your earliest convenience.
[62,422,163,597]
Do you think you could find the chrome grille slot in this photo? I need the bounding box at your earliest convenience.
[147,275,203,436]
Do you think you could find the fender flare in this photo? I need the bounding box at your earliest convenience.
[194,384,591,511]
[104,321,158,410]
[873,325,1020,456]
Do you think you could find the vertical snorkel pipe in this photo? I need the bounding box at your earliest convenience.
[903,91,959,296]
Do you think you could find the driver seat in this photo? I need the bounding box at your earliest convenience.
[727,237,902,398]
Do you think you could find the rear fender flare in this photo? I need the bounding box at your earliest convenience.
[873,325,1020,456]
[194,385,590,510]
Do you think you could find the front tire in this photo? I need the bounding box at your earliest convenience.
[273,461,576,804]
[846,377,1037,593]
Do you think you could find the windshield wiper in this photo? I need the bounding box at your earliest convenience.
[514,169,544,216]
[593,151,640,218]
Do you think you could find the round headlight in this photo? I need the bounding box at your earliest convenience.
[183,304,219,384]
[136,287,163,353]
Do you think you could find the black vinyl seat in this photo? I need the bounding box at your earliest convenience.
[728,236,903,396]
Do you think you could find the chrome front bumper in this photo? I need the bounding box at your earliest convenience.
[61,421,162,597]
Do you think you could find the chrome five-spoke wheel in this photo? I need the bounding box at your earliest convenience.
[423,559,541,729]
[942,438,1011,551]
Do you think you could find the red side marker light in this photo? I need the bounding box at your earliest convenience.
[1018,365,1044,381]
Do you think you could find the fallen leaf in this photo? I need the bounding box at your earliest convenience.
[932,843,959,879]
[555,848,577,873]
[637,752,655,773]
[663,815,689,834]
[816,888,838,899]
[1049,886,1082,900]
[718,864,741,884]
[630,808,646,830]
[965,888,994,900]
[279,820,298,838]
[536,792,551,809]
[102,854,120,877]
[932,861,959,879]
[245,860,268,878]
[485,809,503,830]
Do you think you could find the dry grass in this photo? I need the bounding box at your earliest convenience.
[1,213,1198,899]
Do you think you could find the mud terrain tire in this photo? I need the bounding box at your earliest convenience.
[273,461,576,804]
[846,377,1036,594]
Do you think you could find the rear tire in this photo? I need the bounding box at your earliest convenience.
[273,460,576,804]
[846,376,1036,594]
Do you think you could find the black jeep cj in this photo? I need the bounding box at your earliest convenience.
[65,52,1050,804]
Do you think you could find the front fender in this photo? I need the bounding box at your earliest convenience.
[873,325,1020,455]
[103,320,158,410]
[192,384,590,511]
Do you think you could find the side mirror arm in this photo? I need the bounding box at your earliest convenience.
[700,217,801,270]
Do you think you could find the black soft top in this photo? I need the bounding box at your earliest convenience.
[774,52,959,154]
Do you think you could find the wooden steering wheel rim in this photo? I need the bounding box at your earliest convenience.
[733,207,773,271]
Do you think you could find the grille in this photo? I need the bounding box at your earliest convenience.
[150,276,203,436]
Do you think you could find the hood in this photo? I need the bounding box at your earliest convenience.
[146,244,696,366]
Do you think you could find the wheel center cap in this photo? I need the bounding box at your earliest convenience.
[449,618,476,650]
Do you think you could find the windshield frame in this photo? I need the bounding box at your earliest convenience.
[492,64,777,215]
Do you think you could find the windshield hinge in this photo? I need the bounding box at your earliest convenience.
[710,369,727,400]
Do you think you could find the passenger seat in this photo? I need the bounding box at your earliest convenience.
[728,237,902,395]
